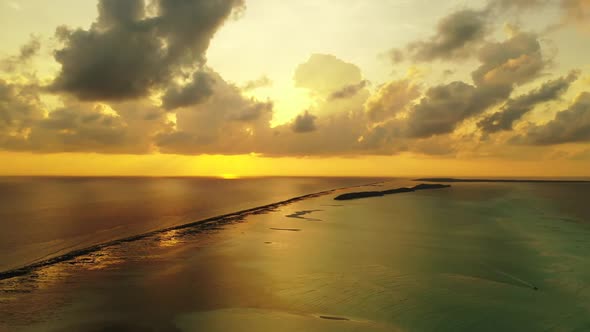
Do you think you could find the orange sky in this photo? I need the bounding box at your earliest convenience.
[0,0,589,177]
[2,152,589,178]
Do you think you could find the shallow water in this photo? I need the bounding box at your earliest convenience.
[0,176,380,272]
[1,179,590,331]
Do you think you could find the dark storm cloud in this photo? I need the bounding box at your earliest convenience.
[478,71,579,134]
[0,0,258,154]
[405,9,488,61]
[50,23,168,100]
[329,80,369,100]
[390,0,551,64]
[471,32,545,87]
[0,0,580,162]
[291,111,317,133]
[405,81,503,138]
[400,32,547,138]
[49,0,244,101]
[97,0,145,27]
[161,70,215,110]
[329,27,553,153]
[517,92,590,145]
[0,67,269,155]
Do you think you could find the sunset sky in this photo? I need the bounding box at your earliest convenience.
[1,0,589,177]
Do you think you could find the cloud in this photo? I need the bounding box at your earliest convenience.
[49,0,244,101]
[0,80,44,143]
[292,53,370,121]
[232,101,273,122]
[472,32,546,87]
[1,48,372,157]
[263,110,367,156]
[294,54,363,96]
[561,0,590,30]
[0,0,585,162]
[358,117,466,156]
[156,70,273,154]
[389,9,498,63]
[249,54,371,155]
[291,111,317,133]
[1,36,41,72]
[155,54,372,156]
[377,32,548,139]
[389,49,404,63]
[405,81,488,138]
[364,79,420,122]
[17,37,41,62]
[161,69,215,110]
[329,80,369,100]
[516,92,590,145]
[29,104,129,152]
[2,96,170,154]
[390,1,552,64]
[241,76,272,91]
[478,71,579,134]
[404,9,488,62]
[0,78,170,154]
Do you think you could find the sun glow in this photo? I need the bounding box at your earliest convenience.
[219,173,240,179]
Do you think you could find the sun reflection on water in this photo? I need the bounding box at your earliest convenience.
[158,230,182,247]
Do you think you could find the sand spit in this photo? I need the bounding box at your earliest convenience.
[334,183,451,201]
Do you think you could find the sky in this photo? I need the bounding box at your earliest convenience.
[0,0,589,177]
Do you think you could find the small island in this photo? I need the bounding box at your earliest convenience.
[334,183,451,201]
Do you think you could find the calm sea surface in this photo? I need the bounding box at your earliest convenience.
[0,177,382,271]
[1,178,590,331]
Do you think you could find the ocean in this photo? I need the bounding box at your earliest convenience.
[1,177,590,331]
[0,176,381,272]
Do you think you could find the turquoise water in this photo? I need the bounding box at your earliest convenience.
[1,179,589,331]
[265,182,590,331]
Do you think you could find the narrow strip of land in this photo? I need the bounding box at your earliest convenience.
[0,190,332,281]
[334,183,451,201]
[0,180,389,281]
